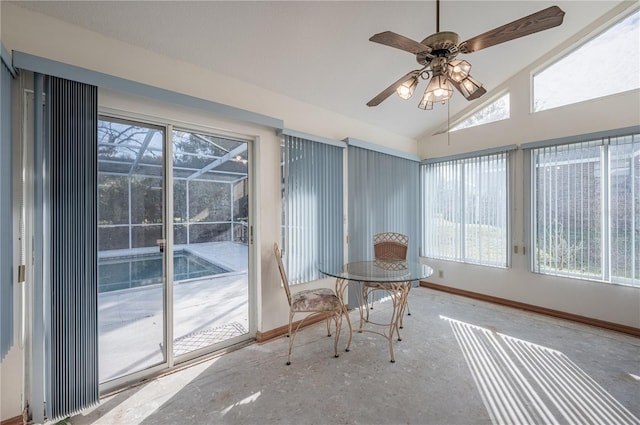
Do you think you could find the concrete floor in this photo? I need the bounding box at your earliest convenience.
[73,287,640,425]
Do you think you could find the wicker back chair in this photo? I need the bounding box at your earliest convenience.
[373,232,409,261]
[363,232,412,326]
[274,243,344,365]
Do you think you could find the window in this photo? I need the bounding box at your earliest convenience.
[421,151,510,267]
[281,134,344,284]
[530,132,639,286]
[450,93,510,132]
[533,9,640,112]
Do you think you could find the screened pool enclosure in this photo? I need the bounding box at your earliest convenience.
[97,117,250,384]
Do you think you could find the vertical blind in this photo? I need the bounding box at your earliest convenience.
[421,152,509,267]
[1,51,14,361]
[531,133,638,286]
[348,145,419,264]
[282,134,344,284]
[609,134,639,286]
[45,76,99,419]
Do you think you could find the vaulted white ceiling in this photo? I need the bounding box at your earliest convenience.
[11,1,626,140]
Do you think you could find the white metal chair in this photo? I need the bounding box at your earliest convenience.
[274,243,344,365]
[362,232,412,327]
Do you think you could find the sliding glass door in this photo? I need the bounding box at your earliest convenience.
[97,117,251,386]
[97,118,166,383]
[171,129,250,359]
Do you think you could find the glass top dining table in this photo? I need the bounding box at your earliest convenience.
[319,259,433,283]
[319,259,433,362]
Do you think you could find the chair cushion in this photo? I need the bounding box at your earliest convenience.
[291,288,342,312]
[363,281,410,289]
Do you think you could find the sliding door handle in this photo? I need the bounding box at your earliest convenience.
[157,239,166,253]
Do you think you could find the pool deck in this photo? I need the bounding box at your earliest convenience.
[181,241,248,272]
[98,241,249,383]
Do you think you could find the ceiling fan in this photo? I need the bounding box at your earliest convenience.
[367,0,565,110]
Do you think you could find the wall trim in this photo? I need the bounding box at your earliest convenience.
[420,281,640,337]
[12,51,283,130]
[278,128,346,148]
[520,125,640,150]
[1,43,17,77]
[256,313,332,343]
[0,415,23,425]
[344,137,421,162]
[422,144,518,164]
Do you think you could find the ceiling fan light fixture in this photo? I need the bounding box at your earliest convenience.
[447,59,471,83]
[458,75,483,98]
[396,75,419,100]
[367,4,565,109]
[418,97,434,110]
[419,74,453,109]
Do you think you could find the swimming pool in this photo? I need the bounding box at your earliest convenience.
[98,250,229,292]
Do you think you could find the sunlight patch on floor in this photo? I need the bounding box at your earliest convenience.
[441,315,640,425]
[221,391,262,416]
[87,358,217,425]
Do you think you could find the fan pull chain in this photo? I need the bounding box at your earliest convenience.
[447,98,451,146]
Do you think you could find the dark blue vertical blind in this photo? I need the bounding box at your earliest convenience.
[282,135,344,284]
[0,51,15,361]
[45,76,98,419]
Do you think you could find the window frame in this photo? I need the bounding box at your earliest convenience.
[420,147,513,268]
[449,92,511,133]
[531,7,640,113]
[525,128,639,287]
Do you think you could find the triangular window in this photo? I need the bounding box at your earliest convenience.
[450,93,510,132]
[533,9,639,112]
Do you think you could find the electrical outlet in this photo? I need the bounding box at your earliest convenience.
[438,270,444,278]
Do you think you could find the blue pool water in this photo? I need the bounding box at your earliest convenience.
[99,250,229,292]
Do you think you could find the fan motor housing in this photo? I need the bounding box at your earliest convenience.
[417,31,460,65]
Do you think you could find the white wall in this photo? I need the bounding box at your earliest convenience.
[418,3,640,330]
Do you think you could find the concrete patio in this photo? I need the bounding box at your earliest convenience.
[98,242,249,382]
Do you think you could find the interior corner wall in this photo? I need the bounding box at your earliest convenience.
[416,30,640,329]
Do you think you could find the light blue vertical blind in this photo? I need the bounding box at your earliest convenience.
[609,134,639,286]
[530,132,639,286]
[45,76,99,419]
[347,145,419,263]
[1,50,15,361]
[282,134,344,284]
[421,152,509,267]
[531,141,602,278]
